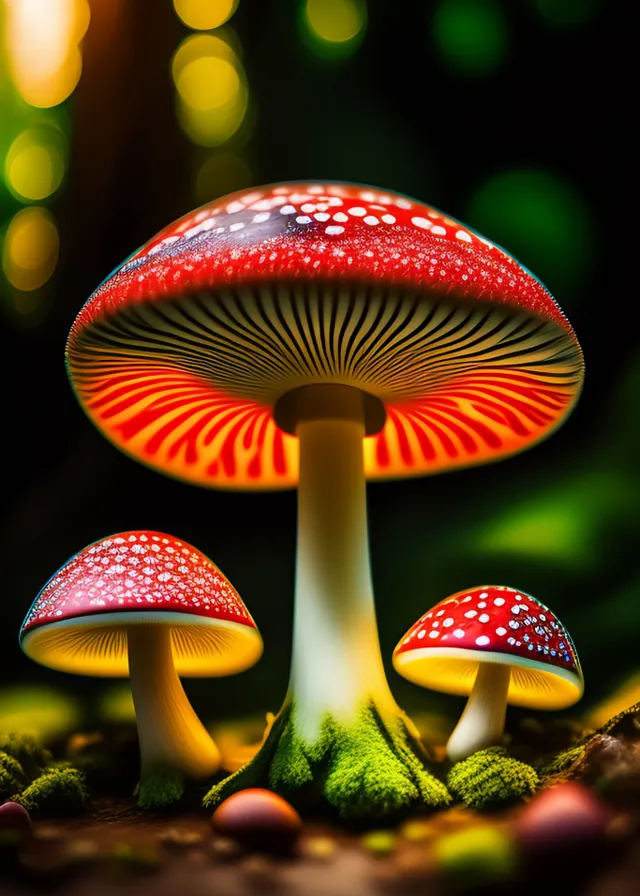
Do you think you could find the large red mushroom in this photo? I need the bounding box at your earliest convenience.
[66,182,584,817]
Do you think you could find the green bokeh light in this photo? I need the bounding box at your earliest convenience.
[300,0,367,60]
[468,168,594,299]
[0,684,81,742]
[536,0,598,26]
[433,0,508,75]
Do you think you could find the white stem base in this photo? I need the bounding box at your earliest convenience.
[288,390,398,744]
[128,625,221,780]
[446,663,511,763]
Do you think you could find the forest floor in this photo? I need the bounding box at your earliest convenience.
[3,705,640,896]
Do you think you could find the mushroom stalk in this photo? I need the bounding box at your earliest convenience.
[289,388,397,743]
[127,625,221,780]
[446,663,511,762]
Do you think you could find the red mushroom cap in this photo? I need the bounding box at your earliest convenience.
[20,530,262,677]
[67,182,583,490]
[393,585,583,709]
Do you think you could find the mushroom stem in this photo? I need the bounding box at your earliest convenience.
[127,625,221,781]
[289,387,397,743]
[445,663,511,763]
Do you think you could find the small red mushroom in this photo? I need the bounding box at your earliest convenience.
[20,531,263,808]
[393,585,583,761]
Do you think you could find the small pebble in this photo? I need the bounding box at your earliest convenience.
[361,830,396,857]
[241,853,274,882]
[0,802,33,847]
[400,819,437,842]
[158,827,205,848]
[301,836,337,860]
[210,835,244,862]
[514,782,614,855]
[211,789,302,855]
[65,839,101,862]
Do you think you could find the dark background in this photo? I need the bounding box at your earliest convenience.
[0,1,633,740]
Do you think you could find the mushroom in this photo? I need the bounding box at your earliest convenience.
[393,585,584,762]
[20,530,262,808]
[65,182,583,816]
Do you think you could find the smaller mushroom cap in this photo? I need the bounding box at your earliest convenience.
[393,586,582,709]
[20,531,262,677]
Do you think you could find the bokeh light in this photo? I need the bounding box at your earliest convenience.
[432,0,508,75]
[4,0,90,108]
[536,0,598,26]
[468,168,594,297]
[302,0,367,59]
[176,56,241,111]
[2,207,60,291]
[172,34,249,146]
[0,684,80,742]
[5,127,66,202]
[174,0,239,30]
[195,152,253,203]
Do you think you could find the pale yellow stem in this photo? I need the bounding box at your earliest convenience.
[127,625,221,780]
[288,387,399,743]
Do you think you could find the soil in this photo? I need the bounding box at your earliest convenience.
[3,706,640,896]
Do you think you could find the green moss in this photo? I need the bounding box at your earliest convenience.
[447,747,539,810]
[136,770,186,811]
[536,741,587,779]
[0,733,51,781]
[15,765,88,816]
[204,700,451,819]
[0,751,27,799]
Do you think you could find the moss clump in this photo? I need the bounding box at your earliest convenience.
[136,770,186,811]
[536,742,587,780]
[447,747,539,811]
[0,733,51,781]
[15,765,88,816]
[0,751,27,799]
[204,701,451,819]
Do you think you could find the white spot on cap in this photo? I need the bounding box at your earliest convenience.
[325,225,344,235]
[417,630,426,639]
[381,214,396,224]
[479,592,489,599]
[301,203,316,213]
[453,629,465,639]
[443,618,454,627]
[333,212,348,223]
[396,198,412,209]
[364,215,379,225]
[496,627,507,636]
[226,201,244,214]
[229,222,245,232]
[462,595,473,603]
[436,609,445,616]
[494,597,505,606]
[479,614,490,623]
[476,635,491,647]
[252,212,271,224]
[464,610,477,618]
[314,213,330,222]
[478,601,487,608]
[428,630,440,639]
[280,205,296,215]
[412,216,432,229]
[348,207,366,217]
[456,230,472,242]
[296,216,312,224]
[431,225,447,236]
